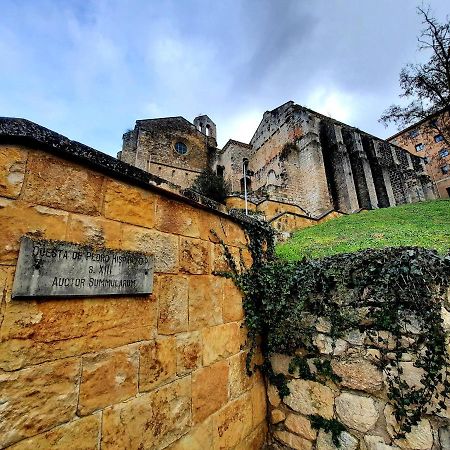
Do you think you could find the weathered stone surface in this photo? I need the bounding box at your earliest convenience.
[332,358,383,393]
[157,275,188,334]
[315,317,332,333]
[442,306,450,333]
[274,430,313,450]
[284,379,334,419]
[101,377,191,450]
[180,237,211,274]
[192,360,228,424]
[317,430,358,450]
[364,435,400,450]
[104,179,155,228]
[0,295,156,371]
[188,275,223,330]
[271,353,292,376]
[271,409,286,424]
[22,153,104,214]
[202,322,241,366]
[122,225,178,273]
[267,383,281,407]
[7,415,101,450]
[397,362,424,389]
[213,243,241,273]
[167,417,213,450]
[155,197,202,238]
[285,414,317,441]
[212,393,253,449]
[314,333,333,354]
[78,346,138,415]
[384,404,433,450]
[333,339,349,356]
[335,392,379,432]
[66,214,122,248]
[235,422,267,450]
[251,378,267,426]
[0,358,79,448]
[344,329,366,346]
[229,351,253,399]
[0,199,68,264]
[222,277,244,322]
[0,145,27,199]
[176,331,202,375]
[140,337,177,391]
[439,427,450,450]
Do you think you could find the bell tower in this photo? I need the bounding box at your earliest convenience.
[194,114,217,146]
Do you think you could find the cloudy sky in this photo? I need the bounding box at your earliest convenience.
[0,0,448,155]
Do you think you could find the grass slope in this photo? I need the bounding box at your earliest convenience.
[276,200,450,261]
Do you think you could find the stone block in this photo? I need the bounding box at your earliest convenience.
[270,353,292,376]
[7,415,100,450]
[0,199,68,264]
[228,351,253,399]
[180,237,211,274]
[384,404,433,450]
[140,337,177,391]
[271,409,286,424]
[285,414,317,441]
[0,145,27,199]
[78,346,138,415]
[66,214,122,248]
[157,275,189,334]
[439,427,450,450]
[0,358,79,448]
[223,278,244,323]
[267,383,281,407]
[155,197,203,238]
[188,275,223,330]
[22,153,104,214]
[192,360,228,424]
[167,417,213,450]
[213,243,240,273]
[176,331,202,375]
[224,220,247,247]
[364,435,400,450]
[212,392,253,449]
[274,430,313,450]
[284,379,334,419]
[335,392,379,432]
[104,179,156,228]
[235,422,267,450]
[122,225,178,273]
[317,430,358,450]
[332,358,383,393]
[251,378,267,426]
[202,322,241,366]
[101,377,191,450]
[0,295,156,370]
[314,333,334,354]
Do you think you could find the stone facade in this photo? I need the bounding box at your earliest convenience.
[0,118,267,450]
[267,304,450,450]
[119,101,435,220]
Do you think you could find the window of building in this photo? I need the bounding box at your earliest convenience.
[415,143,425,152]
[409,129,419,138]
[439,148,449,158]
[441,164,449,174]
[434,134,444,143]
[174,142,188,155]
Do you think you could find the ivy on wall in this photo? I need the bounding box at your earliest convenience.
[216,218,450,439]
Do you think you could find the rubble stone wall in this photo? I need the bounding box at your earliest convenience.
[0,141,267,449]
[267,309,450,450]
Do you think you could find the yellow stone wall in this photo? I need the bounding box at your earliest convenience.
[0,144,267,449]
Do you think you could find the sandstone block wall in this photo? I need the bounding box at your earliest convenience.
[0,141,267,449]
[266,309,450,450]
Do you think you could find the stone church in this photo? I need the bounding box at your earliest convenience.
[118,101,435,220]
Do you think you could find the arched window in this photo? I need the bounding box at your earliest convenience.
[267,169,277,185]
[175,142,188,155]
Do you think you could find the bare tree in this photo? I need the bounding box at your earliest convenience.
[380,6,450,147]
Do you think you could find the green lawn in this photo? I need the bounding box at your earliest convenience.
[276,200,450,261]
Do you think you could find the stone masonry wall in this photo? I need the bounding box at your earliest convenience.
[0,142,267,449]
[266,305,450,450]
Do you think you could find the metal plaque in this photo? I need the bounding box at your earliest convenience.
[12,237,154,298]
